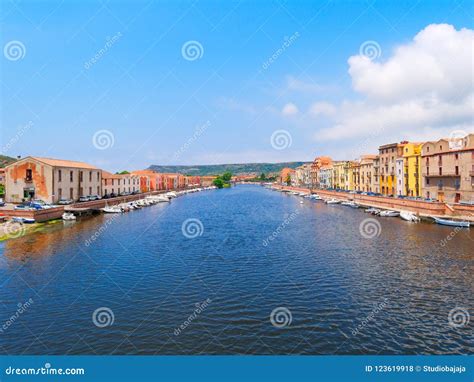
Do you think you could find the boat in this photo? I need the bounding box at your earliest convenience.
[310,194,322,200]
[341,201,359,208]
[379,210,400,217]
[400,211,419,222]
[299,200,304,204]
[433,217,470,228]
[365,208,381,215]
[102,206,122,213]
[12,217,35,224]
[325,199,341,204]
[62,212,76,221]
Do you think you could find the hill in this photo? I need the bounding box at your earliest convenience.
[148,162,309,176]
[0,155,16,168]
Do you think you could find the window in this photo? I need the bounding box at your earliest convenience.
[79,171,83,182]
[97,172,100,181]
[70,188,74,199]
[89,186,92,195]
[70,171,73,182]
[58,170,62,182]
[89,171,92,182]
[455,153,459,160]
[439,167,442,176]
[58,188,62,198]
[455,166,459,175]
[426,178,430,185]
[427,147,430,153]
[25,169,33,181]
[97,186,100,195]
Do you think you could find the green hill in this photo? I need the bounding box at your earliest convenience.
[148,162,308,176]
[0,154,16,168]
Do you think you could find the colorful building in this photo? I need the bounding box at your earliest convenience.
[378,142,406,196]
[402,142,423,197]
[280,168,295,185]
[421,134,474,203]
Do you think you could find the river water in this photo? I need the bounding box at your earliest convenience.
[0,185,472,354]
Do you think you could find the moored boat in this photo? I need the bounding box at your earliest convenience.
[62,212,76,221]
[400,211,419,222]
[379,210,400,217]
[433,217,470,228]
[325,198,341,204]
[365,208,381,215]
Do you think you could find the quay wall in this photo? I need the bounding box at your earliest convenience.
[272,185,474,220]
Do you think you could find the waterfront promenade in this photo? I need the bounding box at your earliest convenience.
[273,185,474,222]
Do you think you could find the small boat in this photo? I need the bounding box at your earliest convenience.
[365,208,381,215]
[379,210,400,217]
[62,212,76,221]
[341,201,359,208]
[325,198,341,204]
[299,200,304,204]
[310,194,322,200]
[400,211,419,222]
[433,217,470,228]
[102,206,122,213]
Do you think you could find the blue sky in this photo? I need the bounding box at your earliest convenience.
[1,0,472,172]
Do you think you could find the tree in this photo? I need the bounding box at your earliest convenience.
[0,184,4,196]
[213,178,224,189]
[259,173,266,180]
[222,172,232,182]
[285,175,291,186]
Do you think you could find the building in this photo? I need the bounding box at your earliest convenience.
[372,157,380,194]
[395,158,404,196]
[421,134,474,203]
[402,142,423,197]
[4,156,102,203]
[343,161,355,191]
[201,176,217,187]
[332,161,347,190]
[102,171,140,196]
[294,165,311,187]
[310,156,332,188]
[279,168,295,185]
[378,142,406,196]
[318,165,333,189]
[359,155,377,192]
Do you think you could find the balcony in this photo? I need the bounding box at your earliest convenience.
[24,177,33,183]
[425,172,460,177]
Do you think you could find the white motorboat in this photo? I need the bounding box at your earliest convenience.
[400,211,419,222]
[325,199,341,204]
[341,201,359,208]
[62,212,76,221]
[379,210,400,217]
[102,206,122,213]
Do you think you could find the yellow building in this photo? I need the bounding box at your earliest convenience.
[344,161,355,191]
[332,161,346,190]
[402,142,423,197]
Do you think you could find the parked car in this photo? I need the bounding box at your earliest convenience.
[58,199,74,205]
[88,195,102,201]
[78,196,90,202]
[0,198,5,207]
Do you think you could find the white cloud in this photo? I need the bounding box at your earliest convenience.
[286,75,325,93]
[318,24,474,142]
[282,102,299,116]
[309,101,336,117]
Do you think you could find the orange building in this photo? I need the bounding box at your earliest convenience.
[279,168,295,185]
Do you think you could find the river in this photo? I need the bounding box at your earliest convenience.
[0,185,472,354]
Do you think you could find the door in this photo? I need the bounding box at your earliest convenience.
[438,192,444,202]
[455,193,461,203]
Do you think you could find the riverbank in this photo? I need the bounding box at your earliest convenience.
[272,185,474,222]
